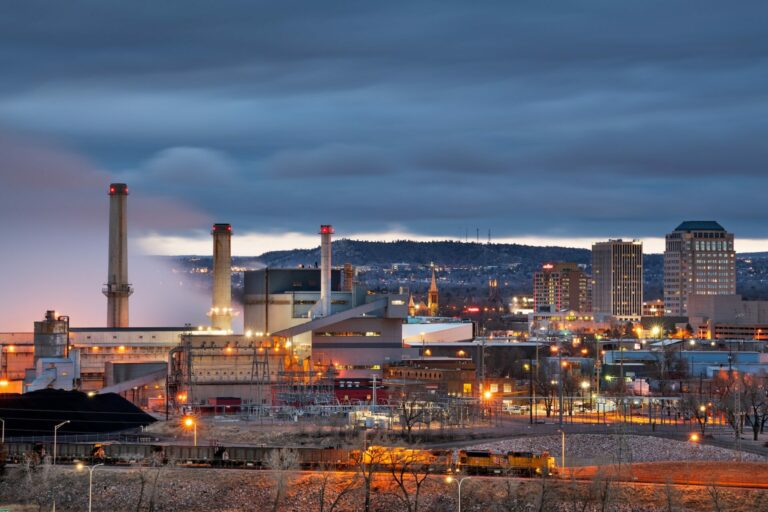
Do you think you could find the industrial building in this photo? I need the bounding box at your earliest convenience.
[688,294,768,340]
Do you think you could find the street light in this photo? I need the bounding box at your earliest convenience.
[53,420,70,465]
[580,380,591,412]
[76,462,104,512]
[183,416,197,446]
[445,475,472,512]
[689,432,700,443]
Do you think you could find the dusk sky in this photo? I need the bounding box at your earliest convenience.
[1,2,768,329]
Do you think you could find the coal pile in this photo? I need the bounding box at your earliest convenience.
[0,389,155,438]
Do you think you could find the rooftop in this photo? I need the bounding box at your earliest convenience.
[674,221,726,232]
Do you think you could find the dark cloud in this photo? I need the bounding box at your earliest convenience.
[1,0,767,242]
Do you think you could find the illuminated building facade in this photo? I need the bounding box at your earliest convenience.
[664,221,735,316]
[533,262,589,312]
[592,239,643,321]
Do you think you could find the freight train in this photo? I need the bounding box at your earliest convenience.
[3,442,557,477]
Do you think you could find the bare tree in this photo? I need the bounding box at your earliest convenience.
[312,461,360,512]
[592,471,614,512]
[386,447,433,512]
[535,472,553,512]
[662,479,681,512]
[397,391,428,443]
[491,480,526,512]
[351,444,388,512]
[266,448,300,512]
[679,394,710,435]
[535,365,557,418]
[707,483,724,512]
[146,456,171,512]
[741,373,767,441]
[712,370,747,440]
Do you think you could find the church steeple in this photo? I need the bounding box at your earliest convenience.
[408,294,417,317]
[428,265,439,316]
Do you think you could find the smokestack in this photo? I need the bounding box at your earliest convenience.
[320,225,333,317]
[103,183,132,327]
[211,223,232,331]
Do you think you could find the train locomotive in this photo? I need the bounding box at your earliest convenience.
[3,442,557,477]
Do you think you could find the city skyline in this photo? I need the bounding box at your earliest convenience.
[1,2,768,254]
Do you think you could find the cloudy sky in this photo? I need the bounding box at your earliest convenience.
[1,1,767,328]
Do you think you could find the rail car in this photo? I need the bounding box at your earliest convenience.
[2,442,556,477]
[457,449,556,476]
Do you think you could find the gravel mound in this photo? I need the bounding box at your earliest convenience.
[469,434,767,465]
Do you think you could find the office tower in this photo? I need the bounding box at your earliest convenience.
[664,221,735,316]
[592,239,643,320]
[533,262,590,312]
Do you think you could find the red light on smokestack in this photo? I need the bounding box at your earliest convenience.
[212,223,232,234]
[108,183,128,196]
[320,225,334,234]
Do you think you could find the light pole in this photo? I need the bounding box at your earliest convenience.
[183,416,197,446]
[53,420,70,465]
[76,462,104,512]
[580,380,591,417]
[558,429,566,477]
[0,417,4,444]
[445,475,472,512]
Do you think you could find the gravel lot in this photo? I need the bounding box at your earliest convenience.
[468,434,768,465]
[2,466,767,512]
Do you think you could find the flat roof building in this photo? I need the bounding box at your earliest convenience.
[592,240,643,321]
[664,221,735,316]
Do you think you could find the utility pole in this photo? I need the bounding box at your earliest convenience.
[371,374,377,414]
[558,344,564,427]
[528,358,534,425]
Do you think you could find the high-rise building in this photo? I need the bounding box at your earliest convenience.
[533,263,590,312]
[592,240,643,320]
[663,221,735,316]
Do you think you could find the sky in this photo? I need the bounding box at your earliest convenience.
[1,1,767,329]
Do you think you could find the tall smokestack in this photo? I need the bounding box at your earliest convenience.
[103,183,132,327]
[320,225,333,317]
[211,223,232,331]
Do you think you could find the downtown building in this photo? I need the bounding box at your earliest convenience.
[663,221,735,316]
[532,262,590,312]
[591,240,643,321]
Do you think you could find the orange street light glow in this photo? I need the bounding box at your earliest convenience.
[183,417,195,428]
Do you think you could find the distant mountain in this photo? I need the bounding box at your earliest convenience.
[257,239,594,268]
[168,240,768,301]
[739,252,768,259]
